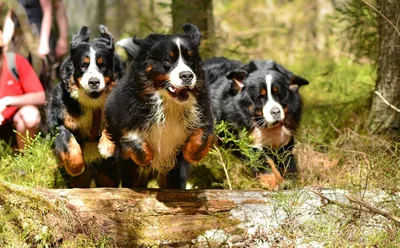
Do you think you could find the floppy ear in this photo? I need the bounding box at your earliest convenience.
[71,26,90,49]
[289,75,309,91]
[97,24,114,48]
[227,69,248,92]
[116,37,141,61]
[182,23,201,46]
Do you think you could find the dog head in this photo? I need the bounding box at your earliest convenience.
[62,25,123,108]
[228,60,309,129]
[118,23,203,104]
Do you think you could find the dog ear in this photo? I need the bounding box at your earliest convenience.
[116,37,141,61]
[289,76,309,92]
[97,24,114,48]
[182,23,201,46]
[71,26,90,49]
[227,70,248,93]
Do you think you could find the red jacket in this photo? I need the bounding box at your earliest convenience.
[0,53,44,121]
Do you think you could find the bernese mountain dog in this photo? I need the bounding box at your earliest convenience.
[204,57,309,189]
[98,23,214,189]
[46,25,124,188]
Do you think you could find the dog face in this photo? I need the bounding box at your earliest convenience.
[68,25,117,102]
[229,60,309,129]
[119,24,202,103]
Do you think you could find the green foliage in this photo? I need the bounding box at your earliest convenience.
[334,0,378,62]
[0,132,66,188]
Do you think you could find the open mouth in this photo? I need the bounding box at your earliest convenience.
[166,85,190,102]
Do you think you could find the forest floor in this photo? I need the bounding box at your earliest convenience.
[0,55,399,247]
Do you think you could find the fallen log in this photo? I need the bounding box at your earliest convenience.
[1,182,397,247]
[44,187,274,247]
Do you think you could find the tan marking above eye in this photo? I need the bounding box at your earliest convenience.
[169,51,175,58]
[145,65,153,72]
[260,88,267,96]
[188,50,193,56]
[273,86,279,92]
[83,57,90,64]
[97,57,104,64]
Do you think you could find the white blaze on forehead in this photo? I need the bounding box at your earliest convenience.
[80,47,106,92]
[169,38,196,88]
[262,74,285,124]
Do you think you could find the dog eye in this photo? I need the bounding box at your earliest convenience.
[163,58,174,66]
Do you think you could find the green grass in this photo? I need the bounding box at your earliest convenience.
[0,132,66,188]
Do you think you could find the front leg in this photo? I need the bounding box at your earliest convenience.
[98,128,116,159]
[182,127,215,163]
[54,126,85,176]
[120,130,154,166]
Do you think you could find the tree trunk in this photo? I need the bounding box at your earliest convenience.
[368,0,400,133]
[171,0,215,58]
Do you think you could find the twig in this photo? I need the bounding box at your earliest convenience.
[213,144,232,190]
[312,190,400,225]
[374,91,400,113]
[311,190,361,211]
[361,0,400,37]
[345,195,400,224]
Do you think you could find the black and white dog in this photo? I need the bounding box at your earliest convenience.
[47,25,124,188]
[204,57,309,188]
[99,23,214,189]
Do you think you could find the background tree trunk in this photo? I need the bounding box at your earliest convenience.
[368,0,400,133]
[171,0,215,58]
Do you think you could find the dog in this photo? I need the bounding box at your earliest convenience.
[46,25,124,188]
[98,23,214,189]
[204,57,309,189]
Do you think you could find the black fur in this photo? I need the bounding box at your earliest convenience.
[46,25,124,188]
[102,24,214,189]
[204,57,309,178]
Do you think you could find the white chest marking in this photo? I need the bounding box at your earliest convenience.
[144,93,201,174]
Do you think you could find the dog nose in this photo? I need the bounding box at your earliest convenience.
[179,71,194,84]
[270,107,281,118]
[88,78,100,88]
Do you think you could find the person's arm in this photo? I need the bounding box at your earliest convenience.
[37,0,53,57]
[0,92,46,109]
[2,10,16,52]
[53,0,68,58]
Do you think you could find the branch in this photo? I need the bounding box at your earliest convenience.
[374,91,400,113]
[312,190,400,225]
[345,195,400,224]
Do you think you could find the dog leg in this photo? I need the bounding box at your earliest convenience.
[120,132,154,166]
[182,127,215,163]
[54,126,85,176]
[98,128,116,159]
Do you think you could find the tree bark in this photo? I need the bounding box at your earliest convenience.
[171,0,215,58]
[368,0,400,133]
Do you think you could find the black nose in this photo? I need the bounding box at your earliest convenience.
[271,107,281,118]
[179,71,194,84]
[88,78,100,88]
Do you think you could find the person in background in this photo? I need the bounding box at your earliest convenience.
[2,0,68,91]
[3,0,68,59]
[0,28,45,150]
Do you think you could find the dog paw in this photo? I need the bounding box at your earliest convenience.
[122,141,154,166]
[258,173,286,191]
[182,128,215,163]
[59,145,85,177]
[98,129,115,159]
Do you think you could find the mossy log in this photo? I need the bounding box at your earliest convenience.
[37,187,274,247]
